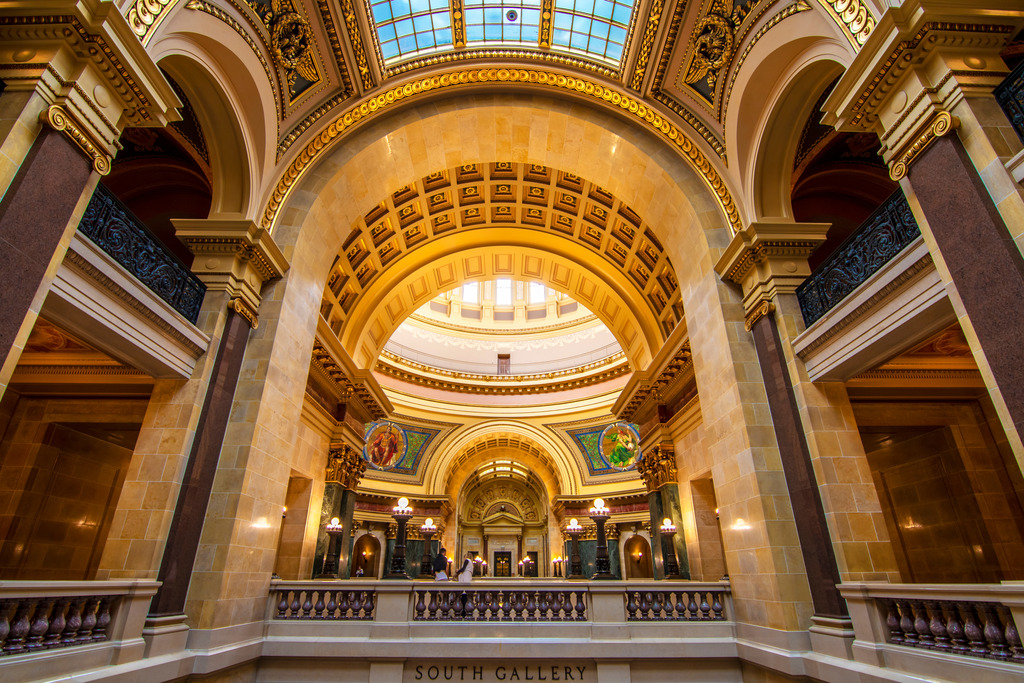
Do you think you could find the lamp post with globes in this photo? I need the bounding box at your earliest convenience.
[565,518,585,579]
[660,518,684,580]
[589,498,613,579]
[418,518,437,579]
[315,516,344,578]
[386,497,413,579]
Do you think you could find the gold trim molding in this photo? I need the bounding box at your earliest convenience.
[888,111,958,180]
[635,443,677,493]
[41,104,111,174]
[231,297,259,328]
[744,300,775,331]
[262,68,742,236]
[628,0,666,91]
[815,0,874,48]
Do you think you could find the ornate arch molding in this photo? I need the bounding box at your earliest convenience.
[261,68,743,236]
[428,423,578,498]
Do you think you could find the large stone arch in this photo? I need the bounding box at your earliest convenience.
[206,92,817,631]
[149,9,278,217]
[725,9,853,219]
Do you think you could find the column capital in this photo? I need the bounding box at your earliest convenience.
[635,443,677,494]
[715,220,829,326]
[174,219,290,327]
[822,1,1023,178]
[325,443,367,491]
[0,0,183,170]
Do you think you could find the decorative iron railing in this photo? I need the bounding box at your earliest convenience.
[796,189,920,326]
[995,60,1024,145]
[78,183,206,324]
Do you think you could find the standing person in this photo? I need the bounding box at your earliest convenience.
[457,553,474,583]
[433,547,449,580]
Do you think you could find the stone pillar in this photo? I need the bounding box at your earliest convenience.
[145,221,287,626]
[717,221,857,620]
[0,6,180,394]
[313,444,366,578]
[636,443,689,580]
[822,10,1024,463]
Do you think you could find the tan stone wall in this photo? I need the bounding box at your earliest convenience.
[0,396,146,579]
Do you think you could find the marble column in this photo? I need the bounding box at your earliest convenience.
[636,444,690,580]
[313,444,366,578]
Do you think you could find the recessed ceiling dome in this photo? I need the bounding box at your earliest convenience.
[375,278,628,396]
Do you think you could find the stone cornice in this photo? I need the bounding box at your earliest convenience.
[174,219,290,321]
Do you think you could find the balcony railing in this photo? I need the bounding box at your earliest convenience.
[996,60,1024,145]
[78,184,206,324]
[796,189,920,326]
[842,582,1024,680]
[0,581,158,681]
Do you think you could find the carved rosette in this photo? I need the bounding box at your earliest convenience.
[325,443,367,491]
[636,444,677,493]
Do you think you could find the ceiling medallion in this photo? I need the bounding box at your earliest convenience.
[600,422,642,471]
[364,420,407,470]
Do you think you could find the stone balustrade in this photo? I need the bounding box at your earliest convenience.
[0,581,159,682]
[842,582,1024,683]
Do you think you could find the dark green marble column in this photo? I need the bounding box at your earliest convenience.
[659,483,690,578]
[647,490,666,580]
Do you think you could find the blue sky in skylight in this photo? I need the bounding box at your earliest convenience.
[368,0,635,65]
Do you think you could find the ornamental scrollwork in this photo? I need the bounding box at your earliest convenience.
[635,444,677,493]
[683,0,754,90]
[325,443,367,491]
[246,0,321,100]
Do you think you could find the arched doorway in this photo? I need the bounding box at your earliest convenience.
[623,534,653,579]
[352,534,381,579]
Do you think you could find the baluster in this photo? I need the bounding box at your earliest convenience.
[4,601,31,653]
[899,600,917,645]
[362,591,375,619]
[0,600,10,651]
[77,599,98,642]
[998,605,1024,660]
[672,592,685,620]
[980,604,1009,659]
[500,591,512,621]
[687,592,699,621]
[289,592,301,618]
[312,591,325,618]
[466,591,479,620]
[961,602,988,655]
[525,591,537,621]
[626,591,638,620]
[300,591,313,618]
[485,591,497,621]
[276,591,289,618]
[925,601,949,650]
[43,599,67,647]
[638,592,651,620]
[711,592,724,620]
[912,601,933,648]
[336,590,350,618]
[479,591,491,621]
[574,590,587,620]
[946,603,968,652]
[650,591,664,619]
[326,590,338,619]
[26,599,53,649]
[427,590,439,620]
[92,598,112,641]
[415,590,427,619]
[550,592,563,621]
[538,591,550,620]
[439,591,452,620]
[884,599,904,644]
[508,591,520,621]
[61,599,84,644]
[354,591,368,619]
[699,592,712,620]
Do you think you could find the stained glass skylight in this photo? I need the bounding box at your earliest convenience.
[367,0,636,67]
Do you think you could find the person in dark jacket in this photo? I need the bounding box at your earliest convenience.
[432,547,449,580]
